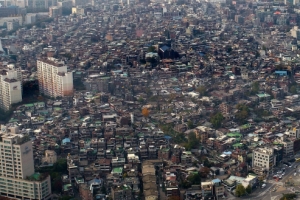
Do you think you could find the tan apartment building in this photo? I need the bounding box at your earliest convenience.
[252,147,274,175]
[0,133,52,199]
[37,57,73,98]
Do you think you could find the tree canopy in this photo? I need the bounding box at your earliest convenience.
[142,107,149,118]
[147,46,156,52]
[290,85,297,94]
[246,185,252,194]
[280,193,297,200]
[251,82,260,94]
[235,184,246,197]
[210,112,224,129]
[187,172,201,184]
[184,132,199,150]
[187,120,195,129]
[235,104,250,124]
[196,86,206,96]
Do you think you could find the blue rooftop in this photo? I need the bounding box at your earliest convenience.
[160,45,170,52]
[62,138,71,144]
[199,52,206,57]
[164,136,172,140]
[88,178,102,185]
[212,178,221,183]
[223,151,232,155]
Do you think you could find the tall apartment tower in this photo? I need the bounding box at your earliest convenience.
[252,147,274,176]
[37,57,73,98]
[0,64,22,111]
[0,131,52,199]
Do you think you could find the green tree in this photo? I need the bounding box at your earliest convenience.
[196,86,206,96]
[147,46,156,52]
[203,158,212,168]
[255,51,260,58]
[280,193,297,200]
[235,104,250,124]
[226,45,233,53]
[290,85,297,94]
[59,196,72,200]
[235,184,246,197]
[138,97,144,103]
[187,120,195,129]
[101,186,107,195]
[246,185,252,194]
[53,158,67,173]
[180,180,191,189]
[251,82,260,94]
[184,132,199,150]
[187,172,201,184]
[210,112,224,129]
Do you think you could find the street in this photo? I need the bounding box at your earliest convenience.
[226,163,300,200]
[244,162,298,200]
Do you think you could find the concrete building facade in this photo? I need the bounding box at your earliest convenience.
[49,6,62,17]
[252,147,274,174]
[0,65,22,111]
[7,20,19,31]
[37,57,73,98]
[0,133,52,200]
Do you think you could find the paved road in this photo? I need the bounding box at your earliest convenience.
[222,162,298,200]
[249,162,298,200]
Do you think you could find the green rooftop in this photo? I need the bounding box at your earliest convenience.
[112,167,123,174]
[9,118,19,123]
[161,148,170,152]
[240,124,251,130]
[227,132,242,138]
[34,102,45,106]
[75,177,84,183]
[100,76,110,80]
[257,93,271,98]
[232,143,243,148]
[63,184,72,192]
[26,172,48,181]
[80,149,86,153]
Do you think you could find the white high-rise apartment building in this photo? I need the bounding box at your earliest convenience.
[0,64,22,111]
[0,131,52,199]
[37,57,73,98]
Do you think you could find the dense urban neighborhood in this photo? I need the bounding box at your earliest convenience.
[2,0,300,200]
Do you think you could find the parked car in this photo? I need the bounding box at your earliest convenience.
[261,184,266,188]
